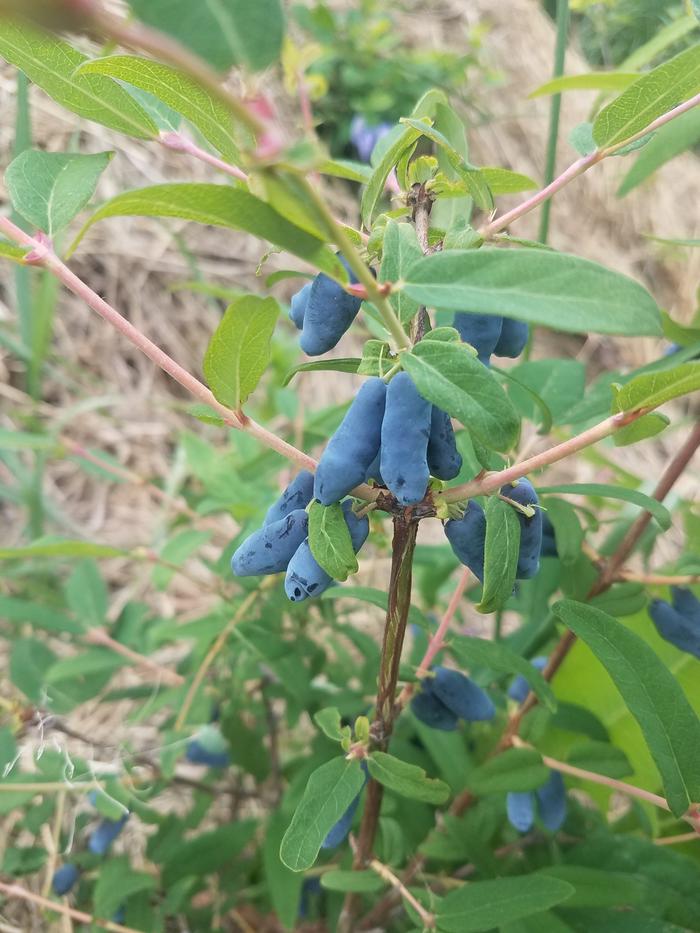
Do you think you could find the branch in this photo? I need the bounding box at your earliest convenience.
[0,881,141,933]
[83,627,184,687]
[368,858,435,929]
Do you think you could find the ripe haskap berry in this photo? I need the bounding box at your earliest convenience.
[88,814,129,855]
[52,863,79,895]
[494,318,529,358]
[289,282,311,330]
[365,450,384,485]
[298,876,323,919]
[231,510,308,577]
[540,514,558,558]
[501,479,542,579]
[285,501,369,602]
[380,372,431,505]
[507,656,547,704]
[185,740,230,768]
[349,115,392,163]
[299,257,362,356]
[671,585,700,622]
[452,312,503,365]
[536,771,567,831]
[506,791,535,833]
[411,686,459,731]
[445,500,486,581]
[430,666,495,721]
[264,470,314,526]
[649,591,700,659]
[427,407,463,480]
[314,377,386,505]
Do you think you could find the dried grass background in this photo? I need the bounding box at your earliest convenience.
[0,0,699,929]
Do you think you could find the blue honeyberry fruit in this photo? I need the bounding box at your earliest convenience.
[300,257,362,356]
[88,814,129,855]
[231,510,309,577]
[52,863,79,895]
[285,501,370,602]
[671,585,700,622]
[501,479,542,579]
[536,770,567,831]
[380,372,431,505]
[289,282,312,330]
[314,377,387,505]
[365,450,384,485]
[264,470,314,526]
[298,876,323,920]
[320,763,369,849]
[427,407,463,481]
[648,598,700,659]
[540,514,558,558]
[185,740,230,768]
[350,115,392,163]
[430,667,495,722]
[506,791,535,833]
[494,318,529,358]
[507,656,547,704]
[112,906,126,925]
[445,500,487,582]
[452,312,503,365]
[410,686,459,731]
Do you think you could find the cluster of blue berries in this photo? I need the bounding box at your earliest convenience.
[452,312,529,366]
[411,666,494,730]
[52,804,129,897]
[649,587,700,659]
[289,256,364,356]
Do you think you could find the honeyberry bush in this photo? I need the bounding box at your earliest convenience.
[1,2,700,932]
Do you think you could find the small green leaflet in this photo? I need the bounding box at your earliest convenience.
[537,482,671,530]
[566,740,633,779]
[380,219,422,325]
[530,71,638,97]
[0,539,124,559]
[553,599,700,817]
[313,707,345,742]
[367,751,450,804]
[538,865,648,910]
[321,870,384,893]
[401,341,520,452]
[94,859,155,922]
[614,361,700,412]
[618,107,700,197]
[69,184,343,279]
[614,412,670,447]
[203,295,278,409]
[0,21,158,140]
[361,124,423,227]
[282,358,361,386]
[5,150,113,237]
[436,874,574,933]
[76,55,239,162]
[308,501,358,582]
[593,44,700,149]
[0,241,29,264]
[279,757,365,871]
[478,497,520,613]
[479,167,537,195]
[543,498,583,565]
[466,748,550,794]
[402,248,662,337]
[128,0,284,72]
[646,235,700,248]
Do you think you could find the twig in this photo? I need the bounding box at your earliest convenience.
[0,881,142,933]
[260,676,282,805]
[83,627,184,687]
[369,858,435,929]
[537,0,569,244]
[159,131,248,181]
[41,789,66,898]
[655,831,700,846]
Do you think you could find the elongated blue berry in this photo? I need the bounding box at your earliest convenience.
[494,318,529,358]
[88,814,129,855]
[671,586,700,622]
[186,740,230,768]
[52,864,79,895]
[365,450,384,485]
[508,657,547,704]
[502,479,542,579]
[380,372,431,505]
[231,510,308,577]
[289,282,311,330]
[314,378,386,505]
[540,514,558,558]
[411,686,459,731]
[649,598,700,659]
[536,771,567,831]
[430,667,494,721]
[445,500,486,581]
[453,312,503,365]
[264,470,314,526]
[427,408,462,480]
[285,501,369,602]
[321,764,368,849]
[507,791,535,833]
[300,257,362,356]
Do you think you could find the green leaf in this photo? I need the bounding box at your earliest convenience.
[0,21,158,139]
[380,219,422,325]
[367,751,450,804]
[646,235,700,248]
[478,497,520,613]
[263,811,304,931]
[321,870,384,893]
[94,858,155,920]
[282,358,361,387]
[308,501,358,582]
[46,650,124,685]
[589,582,647,618]
[280,757,366,871]
[0,539,125,559]
[479,167,538,194]
[467,748,550,794]
[313,707,344,742]
[618,107,700,196]
[537,865,647,909]
[614,412,670,447]
[0,597,82,634]
[358,339,395,377]
[361,123,423,227]
[162,821,257,884]
[203,294,278,408]
[593,45,700,149]
[507,359,586,427]
[318,159,372,183]
[6,149,113,237]
[437,874,574,932]
[530,71,638,97]
[0,428,55,450]
[552,599,700,817]
[128,0,284,72]
[566,740,633,779]
[449,635,557,712]
[402,249,662,337]
[10,637,55,704]
[614,362,700,412]
[77,55,239,161]
[537,483,671,530]
[69,184,343,278]
[0,240,29,264]
[543,498,584,565]
[401,341,520,452]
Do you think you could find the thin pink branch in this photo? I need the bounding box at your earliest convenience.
[159,131,248,182]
